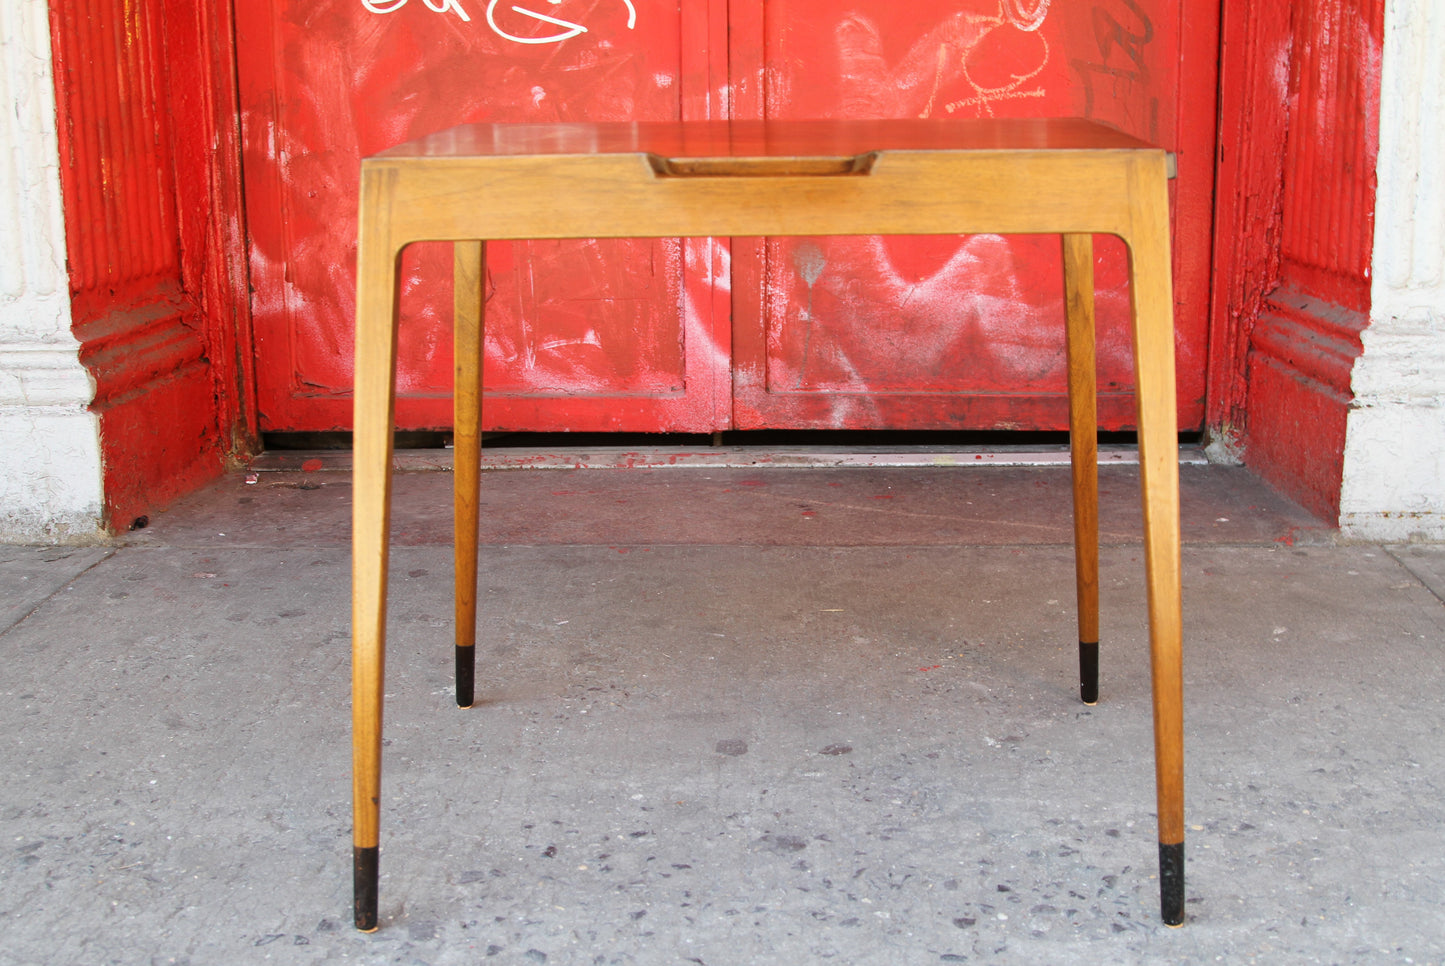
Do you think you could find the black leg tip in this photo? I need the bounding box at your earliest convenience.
[1079,640,1099,705]
[455,645,475,709]
[354,846,379,931]
[1159,840,1185,926]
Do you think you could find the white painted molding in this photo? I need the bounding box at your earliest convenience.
[0,344,96,408]
[0,1,105,543]
[1341,0,1445,541]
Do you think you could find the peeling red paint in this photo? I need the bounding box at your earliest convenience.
[49,0,248,531]
[1212,0,1384,523]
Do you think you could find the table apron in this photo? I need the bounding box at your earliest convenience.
[359,151,1165,245]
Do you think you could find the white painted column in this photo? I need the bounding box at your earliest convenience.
[1340,0,1445,541]
[0,1,104,543]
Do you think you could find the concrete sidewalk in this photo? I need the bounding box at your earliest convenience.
[1,458,1443,965]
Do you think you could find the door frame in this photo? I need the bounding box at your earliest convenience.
[47,0,258,531]
[1205,0,1384,522]
[56,0,1325,511]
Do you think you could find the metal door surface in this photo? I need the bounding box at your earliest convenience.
[730,0,1217,430]
[238,0,1216,434]
[237,1,729,432]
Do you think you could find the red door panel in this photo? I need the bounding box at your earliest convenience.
[729,0,1215,432]
[238,0,1215,435]
[237,1,728,432]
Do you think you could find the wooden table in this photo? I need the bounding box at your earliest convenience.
[351,118,1185,931]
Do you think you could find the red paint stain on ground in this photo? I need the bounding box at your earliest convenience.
[301,458,323,472]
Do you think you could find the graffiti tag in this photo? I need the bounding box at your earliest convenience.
[362,0,471,22]
[488,0,636,44]
[948,0,1055,116]
[1070,0,1158,139]
[360,0,638,45]
[836,1,1056,120]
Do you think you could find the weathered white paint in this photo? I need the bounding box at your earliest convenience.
[1340,0,1445,541]
[0,2,104,543]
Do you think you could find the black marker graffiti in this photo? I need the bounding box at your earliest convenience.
[1070,0,1159,142]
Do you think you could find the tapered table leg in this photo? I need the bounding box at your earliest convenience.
[351,172,404,933]
[1126,155,1186,927]
[1062,233,1101,706]
[349,121,1189,932]
[450,242,485,707]
[453,242,486,709]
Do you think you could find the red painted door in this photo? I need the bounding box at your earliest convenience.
[237,0,1216,435]
[236,1,730,432]
[730,0,1218,431]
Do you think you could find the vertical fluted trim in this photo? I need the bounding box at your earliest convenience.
[48,0,181,310]
[1277,0,1383,311]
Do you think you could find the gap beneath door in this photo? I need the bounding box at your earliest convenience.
[252,430,1208,472]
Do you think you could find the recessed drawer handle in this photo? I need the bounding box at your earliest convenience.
[647,152,879,178]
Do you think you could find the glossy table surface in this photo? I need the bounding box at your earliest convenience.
[372,117,1159,162]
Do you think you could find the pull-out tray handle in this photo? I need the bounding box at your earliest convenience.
[647,151,879,178]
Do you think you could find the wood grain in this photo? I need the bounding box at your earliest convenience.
[351,118,1185,929]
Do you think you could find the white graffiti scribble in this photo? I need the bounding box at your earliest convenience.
[953,0,1054,115]
[836,1,1055,119]
[1003,0,1051,32]
[360,0,638,45]
[361,0,471,23]
[487,0,636,45]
